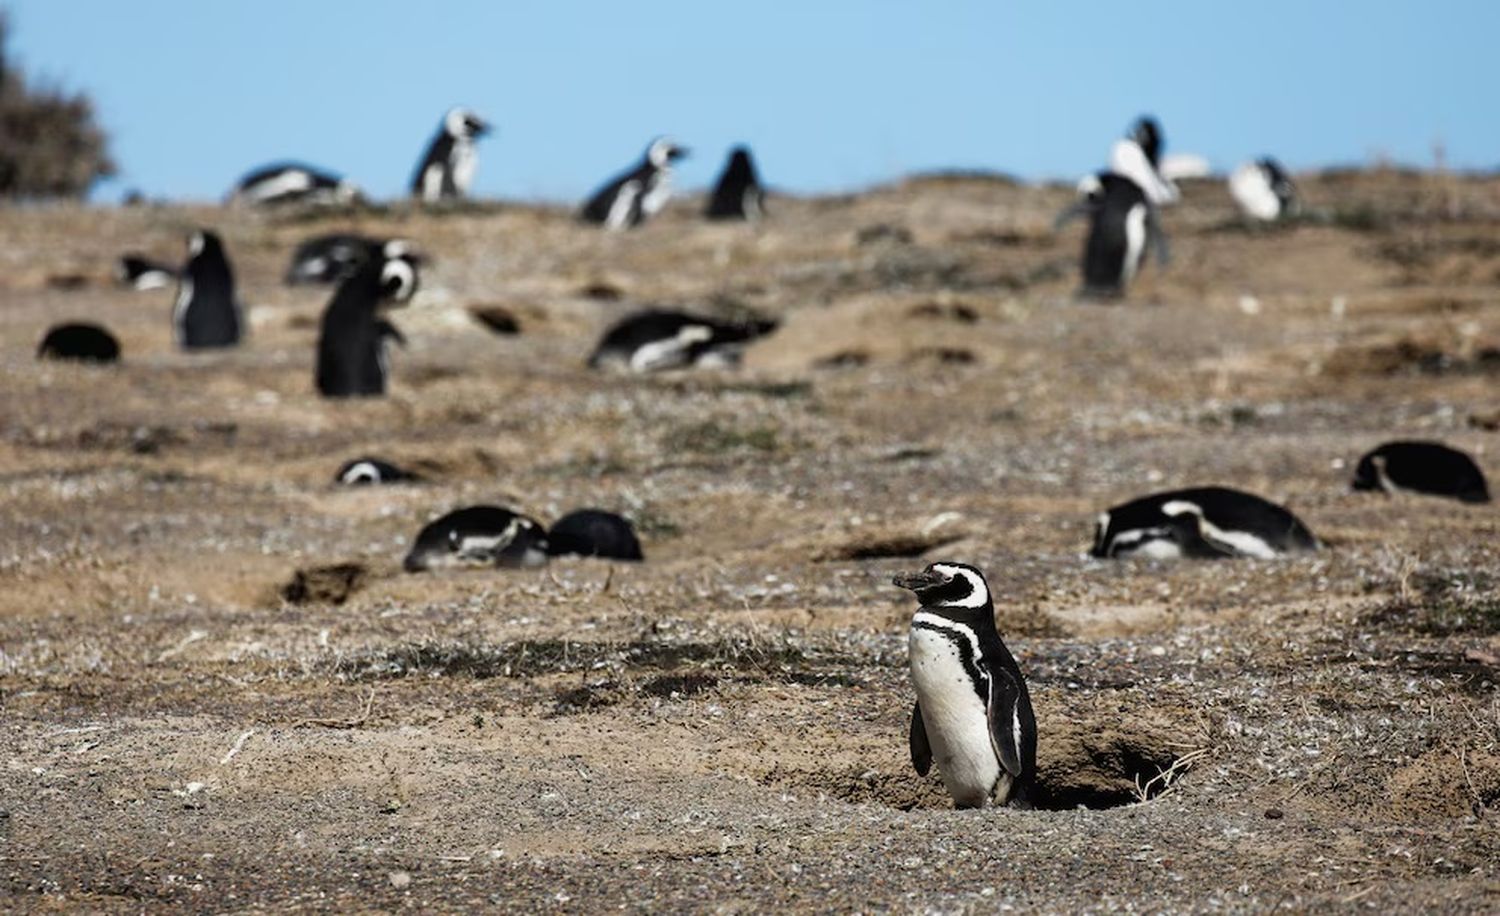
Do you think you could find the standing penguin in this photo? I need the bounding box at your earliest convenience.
[1229,157,1299,222]
[894,562,1037,809]
[1055,173,1169,299]
[174,230,242,350]
[411,107,491,203]
[705,146,764,220]
[580,137,688,229]
[315,241,420,398]
[1108,115,1178,206]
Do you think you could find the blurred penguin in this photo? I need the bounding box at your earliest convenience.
[1229,157,1299,222]
[412,107,491,203]
[174,230,242,349]
[705,146,765,221]
[1056,173,1169,299]
[580,137,688,229]
[1108,116,1179,206]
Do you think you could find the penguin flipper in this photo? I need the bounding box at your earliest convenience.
[377,319,407,348]
[987,673,1026,779]
[909,702,932,776]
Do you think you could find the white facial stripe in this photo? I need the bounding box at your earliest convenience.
[342,462,379,483]
[459,519,520,557]
[382,259,416,301]
[1160,500,1202,517]
[927,564,990,609]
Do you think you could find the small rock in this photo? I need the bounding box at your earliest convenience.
[1264,808,1284,820]
[388,871,411,889]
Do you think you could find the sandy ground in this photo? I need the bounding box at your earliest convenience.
[1,170,1498,912]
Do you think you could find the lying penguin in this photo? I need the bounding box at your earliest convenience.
[403,506,643,572]
[334,457,422,487]
[587,309,778,372]
[894,561,1037,809]
[1351,441,1490,504]
[37,322,121,363]
[1092,486,1319,560]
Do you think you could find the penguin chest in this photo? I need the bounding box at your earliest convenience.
[908,624,1000,808]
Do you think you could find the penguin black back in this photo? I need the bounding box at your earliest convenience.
[403,505,549,572]
[174,230,241,349]
[37,322,120,363]
[705,146,764,220]
[1352,441,1490,503]
[315,243,418,398]
[547,509,644,561]
[1059,173,1166,299]
[1092,486,1319,560]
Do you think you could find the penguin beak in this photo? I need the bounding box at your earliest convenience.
[892,569,944,592]
[668,146,689,161]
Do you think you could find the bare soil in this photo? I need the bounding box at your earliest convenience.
[2,171,1498,912]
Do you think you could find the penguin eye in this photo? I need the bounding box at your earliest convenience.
[447,529,461,549]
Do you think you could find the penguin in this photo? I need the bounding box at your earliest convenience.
[285,233,386,285]
[411,107,491,203]
[1108,116,1178,206]
[587,308,777,372]
[403,505,549,572]
[1229,157,1299,222]
[893,561,1037,810]
[1055,173,1169,299]
[334,457,421,486]
[117,254,177,291]
[547,509,645,561]
[1351,441,1490,504]
[580,137,688,229]
[315,241,420,398]
[230,163,361,207]
[705,146,764,221]
[1091,486,1319,560]
[174,230,242,350]
[37,322,120,363]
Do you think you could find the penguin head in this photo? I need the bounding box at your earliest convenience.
[403,505,549,572]
[1350,452,1386,492]
[892,561,992,610]
[187,229,226,262]
[647,137,689,168]
[445,107,491,139]
[1129,116,1163,166]
[379,243,422,303]
[727,147,754,175]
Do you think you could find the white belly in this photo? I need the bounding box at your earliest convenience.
[908,624,1001,808]
[1229,163,1281,220]
[1122,203,1147,284]
[451,140,478,196]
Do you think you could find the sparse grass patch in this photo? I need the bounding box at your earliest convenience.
[661,420,784,455]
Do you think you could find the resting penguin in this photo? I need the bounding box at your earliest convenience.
[1351,441,1490,504]
[580,137,689,229]
[705,146,765,221]
[315,241,420,398]
[1229,157,1299,222]
[1092,486,1319,560]
[547,509,645,561]
[1056,173,1169,299]
[894,562,1037,809]
[334,457,421,487]
[1108,115,1178,206]
[411,107,491,203]
[174,230,242,350]
[285,233,386,285]
[117,254,177,291]
[230,163,361,207]
[586,308,778,372]
[37,322,121,363]
[402,505,549,572]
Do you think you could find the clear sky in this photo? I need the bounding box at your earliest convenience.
[7,1,1497,203]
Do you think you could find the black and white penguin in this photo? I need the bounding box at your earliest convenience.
[1351,441,1490,504]
[411,107,491,203]
[402,505,549,572]
[117,254,177,291]
[1091,486,1319,560]
[547,509,644,561]
[285,233,386,285]
[37,322,120,363]
[705,146,764,221]
[1229,157,1299,222]
[586,308,777,372]
[315,240,420,398]
[230,163,361,207]
[174,230,242,350]
[580,137,689,229]
[893,561,1037,810]
[1108,115,1178,206]
[334,457,421,486]
[1055,173,1169,299]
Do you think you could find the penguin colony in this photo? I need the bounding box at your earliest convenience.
[42,108,1496,814]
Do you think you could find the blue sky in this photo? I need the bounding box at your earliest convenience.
[8,1,1497,202]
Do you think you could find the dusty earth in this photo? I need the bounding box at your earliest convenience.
[1,170,1498,912]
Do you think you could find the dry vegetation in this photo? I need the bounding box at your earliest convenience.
[1,169,1498,912]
